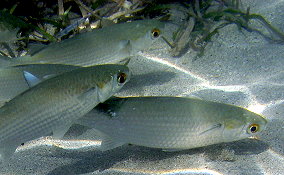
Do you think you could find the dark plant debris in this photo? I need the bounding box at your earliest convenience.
[0,0,284,58]
[167,0,284,57]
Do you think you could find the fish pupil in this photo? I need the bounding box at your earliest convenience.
[250,126,257,133]
[153,31,159,38]
[151,28,160,38]
[117,73,127,84]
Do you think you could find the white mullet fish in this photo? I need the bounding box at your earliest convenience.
[0,64,130,160]
[0,64,79,103]
[77,97,267,152]
[0,19,165,67]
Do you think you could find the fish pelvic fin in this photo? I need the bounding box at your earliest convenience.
[52,123,73,139]
[52,109,82,139]
[94,129,125,151]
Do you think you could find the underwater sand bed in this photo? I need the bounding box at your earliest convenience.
[0,0,284,174]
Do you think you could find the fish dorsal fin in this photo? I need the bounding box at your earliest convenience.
[93,129,124,151]
[23,71,41,87]
[199,123,222,135]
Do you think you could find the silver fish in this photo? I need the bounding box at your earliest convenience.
[1,19,165,67]
[77,96,267,151]
[0,64,130,160]
[0,64,80,103]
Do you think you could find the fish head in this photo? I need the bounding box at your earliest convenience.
[239,110,267,138]
[124,19,166,53]
[221,108,267,142]
[92,64,131,102]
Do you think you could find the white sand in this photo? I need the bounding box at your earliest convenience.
[1,0,284,174]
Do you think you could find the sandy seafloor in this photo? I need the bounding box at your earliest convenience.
[1,0,284,174]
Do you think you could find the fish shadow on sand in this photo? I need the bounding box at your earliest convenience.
[46,145,192,175]
[204,138,269,162]
[46,138,268,175]
[120,71,176,92]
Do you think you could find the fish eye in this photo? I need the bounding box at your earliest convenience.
[248,124,259,133]
[117,72,127,84]
[151,28,161,38]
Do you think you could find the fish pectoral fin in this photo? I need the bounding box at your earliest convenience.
[199,123,222,135]
[78,87,98,101]
[93,129,124,151]
[186,94,202,100]
[119,40,131,49]
[162,149,187,152]
[0,143,18,161]
[23,71,42,87]
[119,57,131,65]
[52,123,73,139]
[119,40,132,55]
[0,100,7,108]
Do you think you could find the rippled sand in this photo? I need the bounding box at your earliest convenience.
[1,0,284,174]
